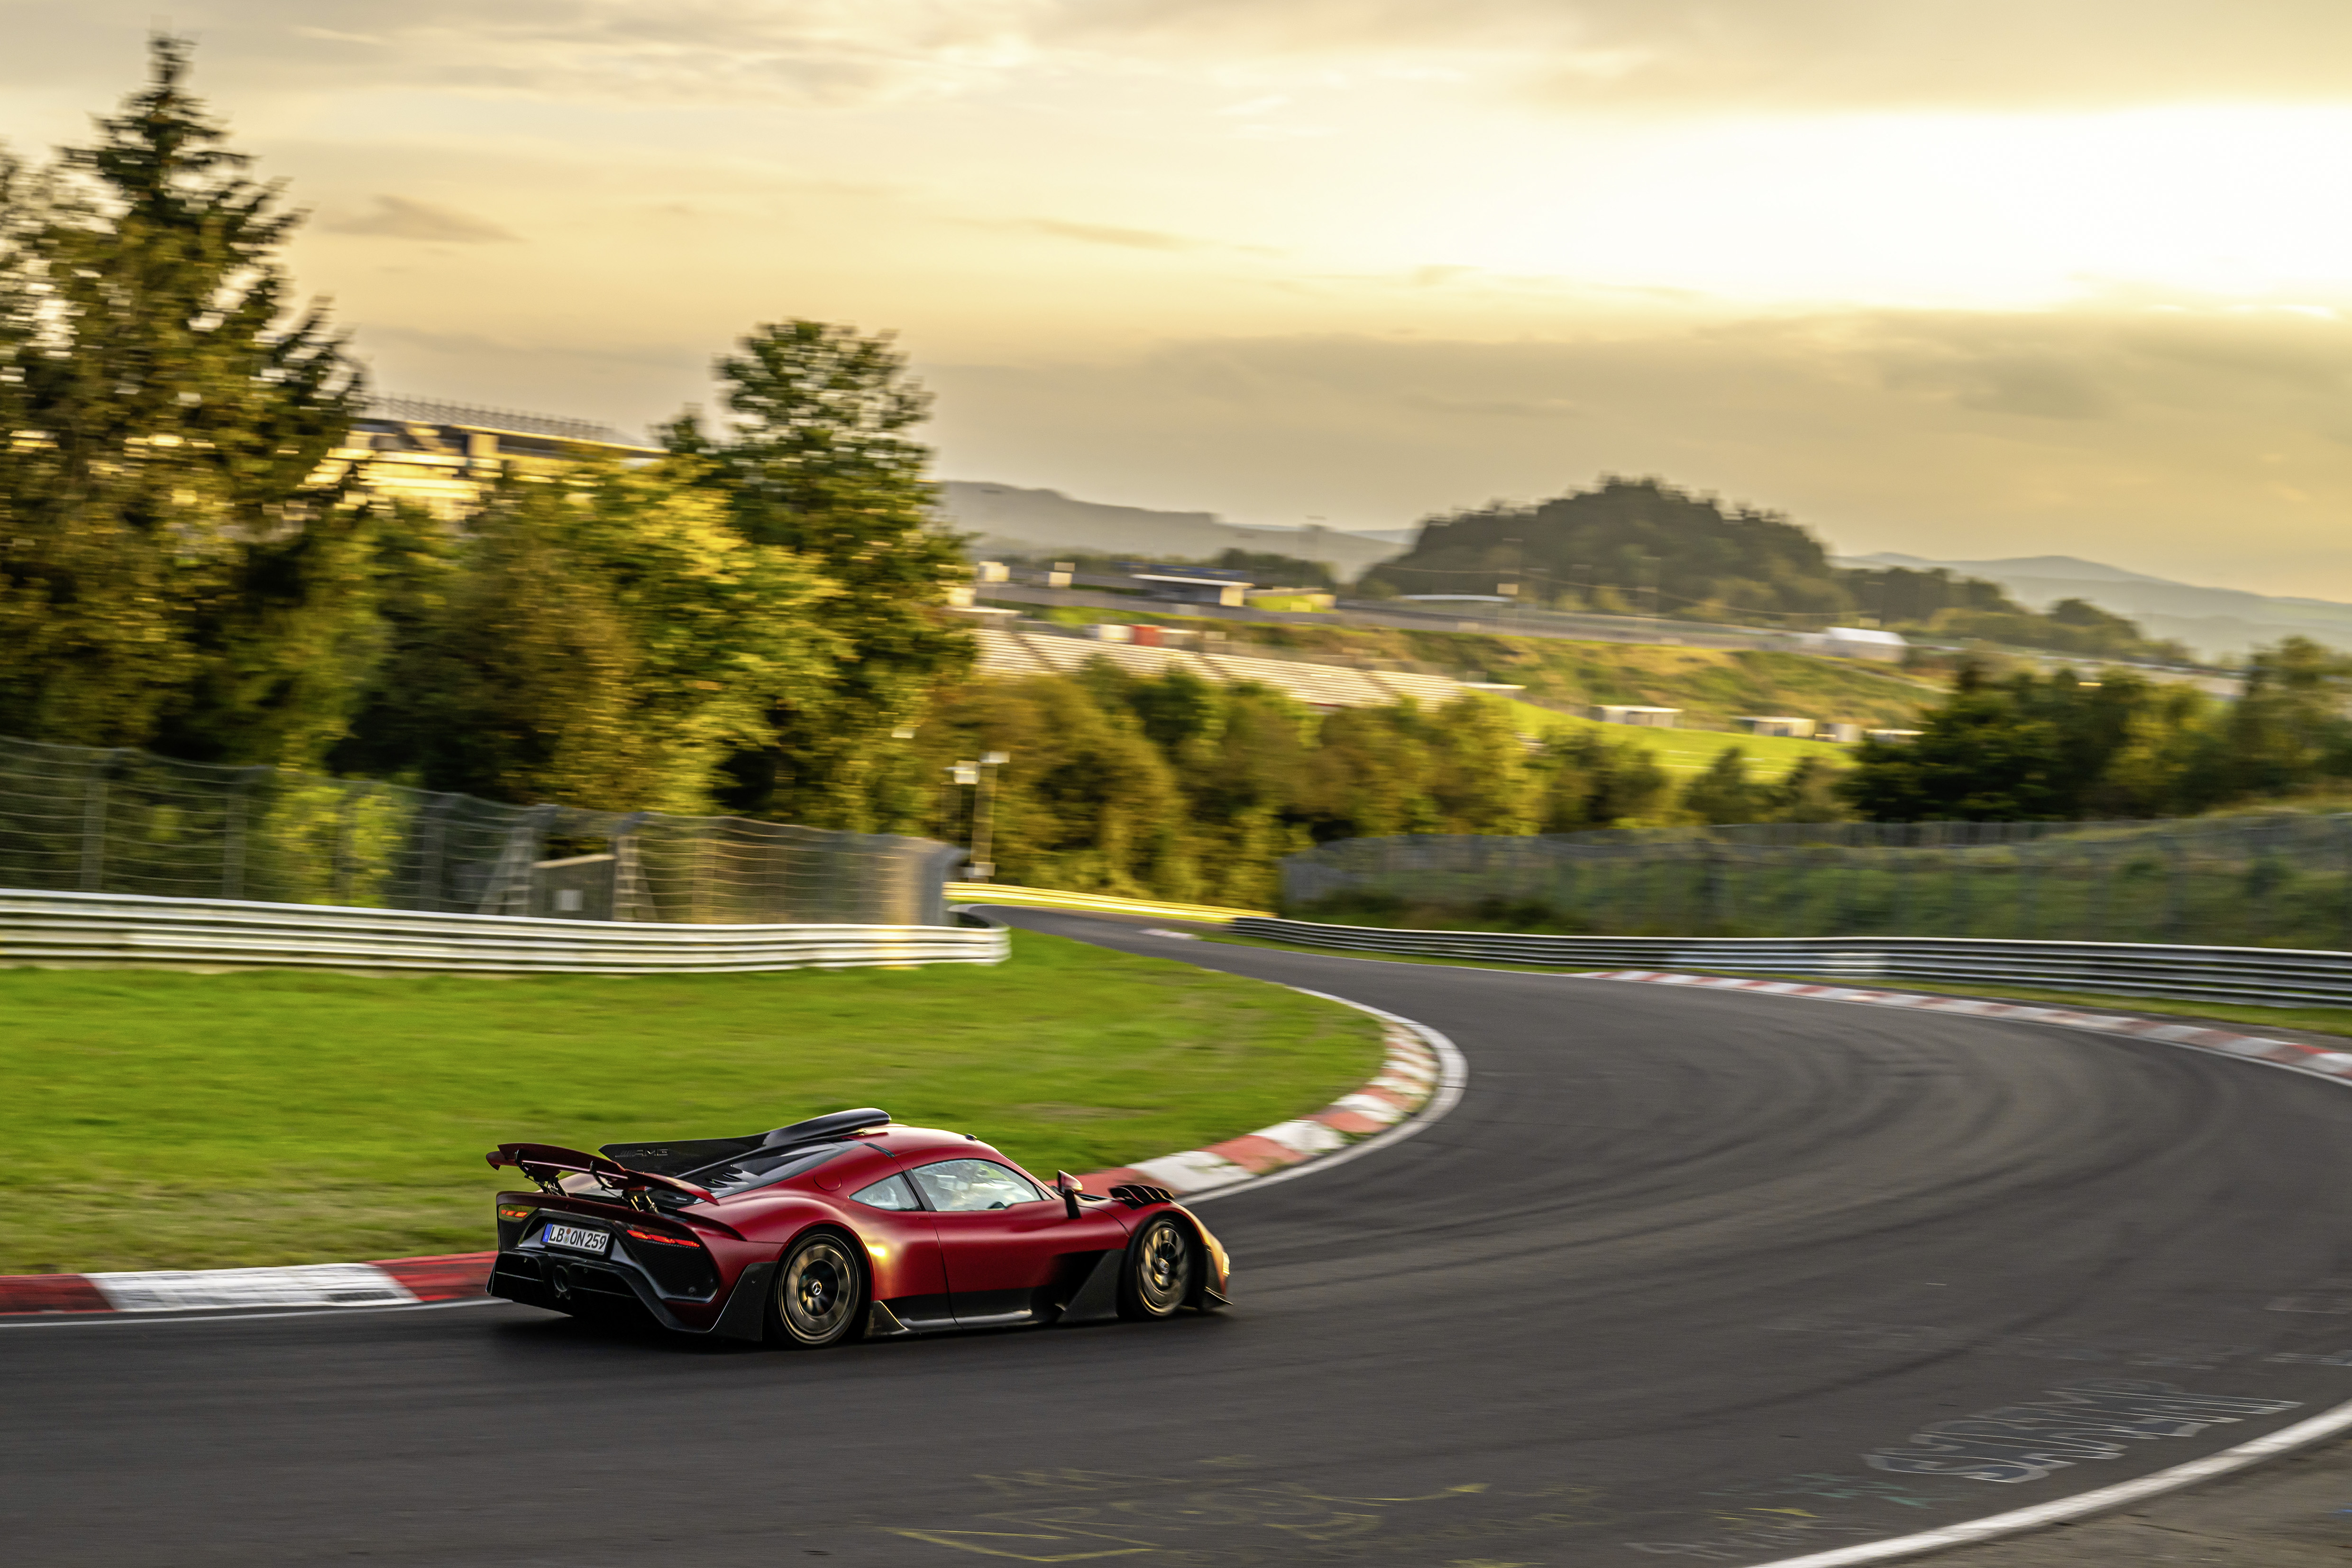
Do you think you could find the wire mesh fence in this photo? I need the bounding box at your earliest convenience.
[0,737,963,926]
[1282,816,2352,950]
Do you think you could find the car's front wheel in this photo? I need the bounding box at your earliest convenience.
[1118,1216,1194,1320]
[772,1232,867,1348]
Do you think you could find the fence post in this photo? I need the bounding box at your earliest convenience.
[223,767,262,901]
[2165,836,2187,944]
[2340,816,2352,952]
[2092,843,2117,941]
[476,804,555,917]
[611,811,654,922]
[415,794,452,912]
[334,783,359,906]
[693,819,716,924]
[2020,844,2041,940]
[79,750,122,893]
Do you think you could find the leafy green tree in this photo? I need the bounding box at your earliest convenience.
[1840,663,2071,821]
[406,493,644,807]
[0,36,365,761]
[1839,660,2253,822]
[1417,697,1538,834]
[662,321,971,828]
[1297,706,1440,840]
[1530,728,1672,831]
[2213,637,2352,802]
[918,673,1182,896]
[1680,746,1768,825]
[1765,753,1850,823]
[385,465,841,811]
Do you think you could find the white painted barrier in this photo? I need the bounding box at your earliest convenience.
[0,889,1006,974]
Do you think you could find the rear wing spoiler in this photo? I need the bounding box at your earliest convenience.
[487,1142,717,1206]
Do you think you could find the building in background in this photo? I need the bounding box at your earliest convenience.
[1132,567,1254,606]
[1593,705,1681,728]
[323,395,662,518]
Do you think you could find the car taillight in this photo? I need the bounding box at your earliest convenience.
[625,1226,699,1248]
[498,1204,536,1222]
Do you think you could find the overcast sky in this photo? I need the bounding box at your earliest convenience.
[11,3,2352,594]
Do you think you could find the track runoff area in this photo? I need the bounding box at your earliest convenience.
[13,912,2352,1567]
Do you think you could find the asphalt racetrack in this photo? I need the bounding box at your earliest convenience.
[13,908,2352,1568]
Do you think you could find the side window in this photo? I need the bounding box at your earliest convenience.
[910,1158,1046,1213]
[848,1174,921,1211]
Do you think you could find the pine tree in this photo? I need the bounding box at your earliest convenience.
[662,321,971,828]
[0,36,366,759]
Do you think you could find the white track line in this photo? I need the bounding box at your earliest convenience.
[0,1296,519,1331]
[1750,1399,2352,1566]
[1182,989,1468,1205]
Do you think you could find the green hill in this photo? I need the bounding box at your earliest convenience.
[1358,476,2187,663]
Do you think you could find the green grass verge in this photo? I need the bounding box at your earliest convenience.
[1202,931,2352,1038]
[0,930,1380,1275]
[1483,697,1839,779]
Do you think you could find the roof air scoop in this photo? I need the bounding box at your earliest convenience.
[761,1108,892,1147]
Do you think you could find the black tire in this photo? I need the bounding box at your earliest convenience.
[770,1231,868,1348]
[1117,1215,1195,1321]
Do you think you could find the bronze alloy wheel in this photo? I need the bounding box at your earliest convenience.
[1129,1217,1193,1318]
[776,1235,862,1346]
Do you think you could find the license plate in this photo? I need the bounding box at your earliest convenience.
[543,1223,609,1255]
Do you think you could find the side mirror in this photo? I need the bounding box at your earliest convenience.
[1055,1171,1083,1220]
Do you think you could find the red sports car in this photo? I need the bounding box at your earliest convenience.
[485,1108,1232,1345]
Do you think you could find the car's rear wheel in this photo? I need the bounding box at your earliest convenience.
[1118,1216,1194,1320]
[772,1232,866,1348]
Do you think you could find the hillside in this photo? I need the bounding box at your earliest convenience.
[1365,477,2187,663]
[1365,476,1844,623]
[1846,550,2352,660]
[1011,603,1939,768]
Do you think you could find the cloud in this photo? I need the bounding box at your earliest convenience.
[22,0,2352,115]
[320,195,519,243]
[1401,391,1583,419]
[1050,0,2352,111]
[1002,217,1204,251]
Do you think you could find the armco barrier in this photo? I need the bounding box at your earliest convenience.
[945,883,1270,922]
[1231,916,2352,1009]
[0,889,1007,974]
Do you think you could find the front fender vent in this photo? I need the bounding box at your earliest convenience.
[1108,1183,1175,1209]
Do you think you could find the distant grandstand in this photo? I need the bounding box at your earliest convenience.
[330,394,661,517]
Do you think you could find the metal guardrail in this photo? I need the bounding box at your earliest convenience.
[946,883,1271,922]
[0,890,1008,975]
[1232,917,2352,1009]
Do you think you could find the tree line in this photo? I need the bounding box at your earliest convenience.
[1841,641,2352,821]
[912,664,1849,908]
[0,39,966,830]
